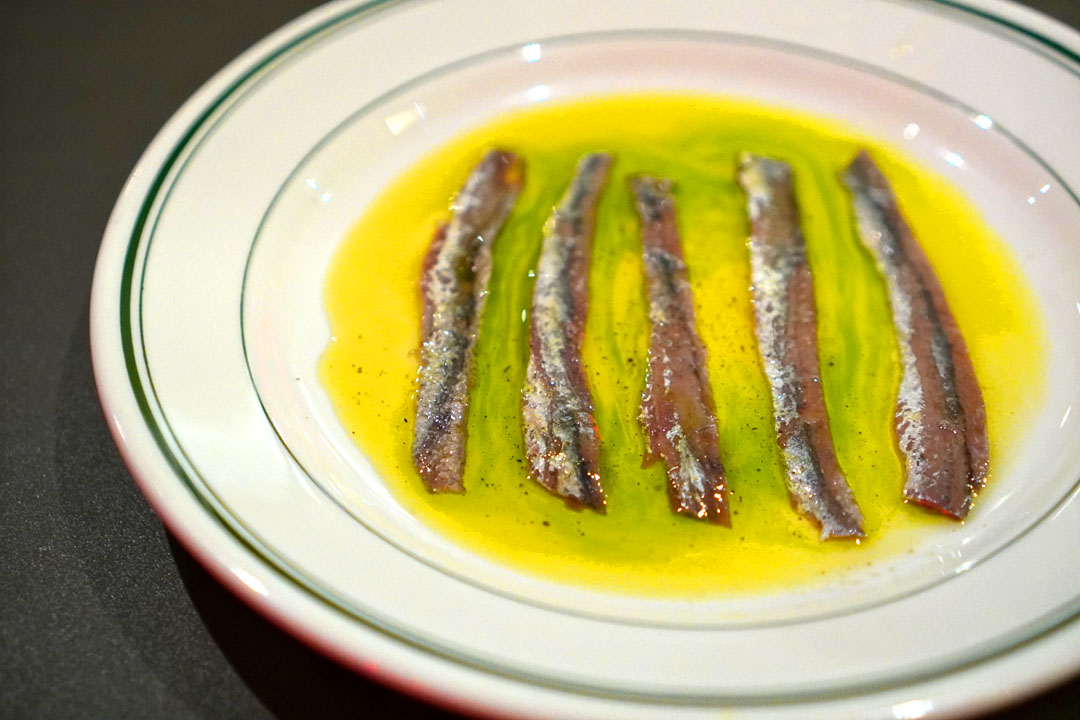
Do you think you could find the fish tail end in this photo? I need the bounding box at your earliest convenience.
[903,486,970,520]
[818,521,865,541]
[712,502,732,528]
[414,453,466,494]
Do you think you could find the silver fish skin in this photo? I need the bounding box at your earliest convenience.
[413,149,524,492]
[841,150,988,519]
[522,153,612,511]
[631,175,730,525]
[738,152,864,539]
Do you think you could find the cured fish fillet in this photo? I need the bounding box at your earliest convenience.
[737,153,864,539]
[413,149,524,492]
[842,151,988,519]
[522,153,612,511]
[631,176,730,525]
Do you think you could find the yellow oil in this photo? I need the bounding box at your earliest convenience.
[319,94,1046,597]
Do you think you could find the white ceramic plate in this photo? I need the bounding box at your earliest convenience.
[91,1,1080,717]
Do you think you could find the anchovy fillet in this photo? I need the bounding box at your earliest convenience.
[522,153,612,511]
[413,150,524,492]
[738,153,864,539]
[841,151,988,518]
[631,176,730,525]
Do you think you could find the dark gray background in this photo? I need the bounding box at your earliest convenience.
[3,1,1078,718]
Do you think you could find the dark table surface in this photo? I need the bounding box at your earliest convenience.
[3,1,1079,718]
